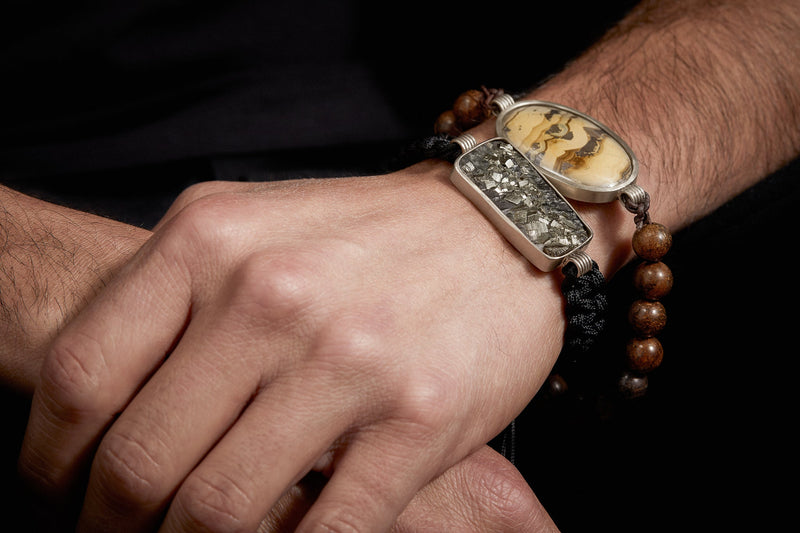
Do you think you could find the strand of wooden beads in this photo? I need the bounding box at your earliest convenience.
[619,188,673,399]
[434,87,506,137]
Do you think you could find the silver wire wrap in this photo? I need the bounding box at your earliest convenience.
[563,250,594,277]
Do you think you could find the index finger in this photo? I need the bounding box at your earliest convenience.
[18,237,192,497]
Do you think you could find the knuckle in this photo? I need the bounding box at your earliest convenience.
[91,430,167,509]
[470,457,538,529]
[17,438,67,495]
[174,181,231,207]
[173,471,256,533]
[311,510,368,533]
[312,313,390,371]
[162,193,244,256]
[393,371,460,434]
[39,333,108,418]
[230,252,317,319]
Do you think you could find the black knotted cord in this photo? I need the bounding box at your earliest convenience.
[390,133,461,167]
[560,260,608,356]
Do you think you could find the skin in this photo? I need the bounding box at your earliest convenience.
[16,163,564,532]
[3,0,799,531]
[1,181,555,532]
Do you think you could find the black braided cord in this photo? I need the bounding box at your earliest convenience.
[560,260,608,357]
[391,133,461,167]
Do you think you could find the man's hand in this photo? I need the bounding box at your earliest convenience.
[260,447,558,533]
[16,0,799,528]
[19,163,563,531]
[0,179,553,531]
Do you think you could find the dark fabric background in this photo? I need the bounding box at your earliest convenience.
[2,1,795,531]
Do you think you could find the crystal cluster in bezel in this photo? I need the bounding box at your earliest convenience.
[456,139,590,259]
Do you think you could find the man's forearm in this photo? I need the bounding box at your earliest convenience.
[0,185,150,392]
[473,0,800,273]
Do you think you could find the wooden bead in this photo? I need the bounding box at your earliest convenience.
[618,371,648,399]
[545,373,568,397]
[434,110,460,136]
[625,337,663,373]
[632,223,672,261]
[452,89,486,128]
[633,261,673,300]
[628,299,667,337]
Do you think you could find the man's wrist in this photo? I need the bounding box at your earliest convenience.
[0,185,150,393]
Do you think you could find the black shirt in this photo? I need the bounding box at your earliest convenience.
[0,0,633,180]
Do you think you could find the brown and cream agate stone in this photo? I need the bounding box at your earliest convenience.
[500,103,633,189]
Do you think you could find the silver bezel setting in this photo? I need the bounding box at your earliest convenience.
[450,137,593,272]
[496,100,639,204]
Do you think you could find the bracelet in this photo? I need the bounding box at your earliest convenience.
[618,190,672,398]
[432,90,672,400]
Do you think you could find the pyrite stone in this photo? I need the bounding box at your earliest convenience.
[451,138,591,271]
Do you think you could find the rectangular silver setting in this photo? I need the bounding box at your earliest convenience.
[451,138,592,272]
